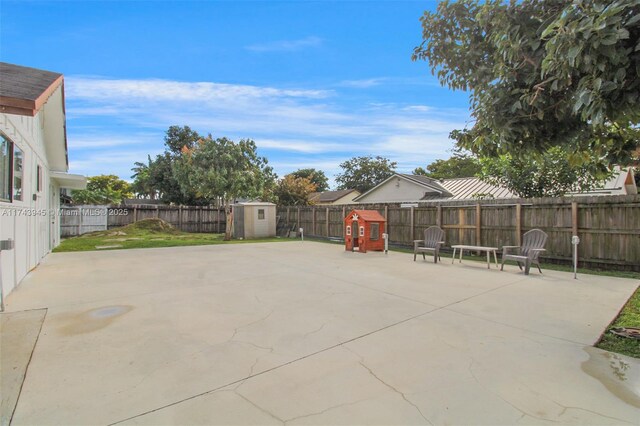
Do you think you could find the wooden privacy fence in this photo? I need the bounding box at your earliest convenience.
[61,205,226,237]
[277,195,640,271]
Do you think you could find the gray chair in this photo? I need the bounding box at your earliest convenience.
[413,226,445,263]
[501,229,548,275]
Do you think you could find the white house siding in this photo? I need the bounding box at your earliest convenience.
[356,176,438,203]
[0,95,61,303]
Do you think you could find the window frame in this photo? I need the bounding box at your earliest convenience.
[0,133,13,202]
[370,223,379,241]
[12,143,24,202]
[257,208,265,220]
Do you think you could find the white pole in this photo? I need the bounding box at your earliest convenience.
[571,235,580,279]
[299,227,304,242]
[383,233,388,254]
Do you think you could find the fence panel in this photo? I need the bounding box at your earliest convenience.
[64,204,225,236]
[278,195,640,270]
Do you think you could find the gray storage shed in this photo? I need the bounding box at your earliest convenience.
[233,202,277,239]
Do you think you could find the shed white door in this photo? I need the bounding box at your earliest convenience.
[253,207,269,238]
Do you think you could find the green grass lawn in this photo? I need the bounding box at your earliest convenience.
[595,286,640,358]
[54,219,289,252]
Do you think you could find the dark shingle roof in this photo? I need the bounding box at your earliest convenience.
[310,189,358,203]
[0,62,63,116]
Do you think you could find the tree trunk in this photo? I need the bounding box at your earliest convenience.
[224,200,233,241]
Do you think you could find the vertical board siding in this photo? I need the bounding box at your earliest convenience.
[278,195,640,270]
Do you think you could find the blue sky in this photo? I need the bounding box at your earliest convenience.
[1,0,471,188]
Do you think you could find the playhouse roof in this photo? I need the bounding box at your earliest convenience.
[346,209,386,222]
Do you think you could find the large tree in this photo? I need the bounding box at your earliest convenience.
[289,168,329,192]
[174,137,275,240]
[335,156,397,193]
[478,146,612,198]
[130,156,156,199]
[131,126,204,204]
[71,175,133,205]
[413,153,480,179]
[274,175,317,206]
[413,0,640,166]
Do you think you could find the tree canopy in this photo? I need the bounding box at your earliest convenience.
[174,136,275,240]
[413,0,640,166]
[335,156,397,193]
[274,175,317,206]
[130,126,204,204]
[413,154,481,179]
[477,146,612,198]
[71,175,133,205]
[289,168,329,192]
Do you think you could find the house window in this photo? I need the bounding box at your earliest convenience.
[258,209,265,220]
[359,226,365,237]
[13,144,23,201]
[0,134,10,201]
[36,165,42,192]
[346,225,351,236]
[370,223,379,240]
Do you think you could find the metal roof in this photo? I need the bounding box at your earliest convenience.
[437,177,515,200]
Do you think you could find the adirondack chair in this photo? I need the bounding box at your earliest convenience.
[413,226,445,263]
[501,229,548,275]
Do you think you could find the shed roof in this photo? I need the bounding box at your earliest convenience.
[0,62,64,116]
[346,209,386,222]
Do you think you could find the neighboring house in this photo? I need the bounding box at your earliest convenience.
[569,167,637,196]
[309,189,361,205]
[353,170,637,204]
[354,174,513,203]
[0,62,86,306]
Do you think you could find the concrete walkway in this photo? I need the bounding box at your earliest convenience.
[1,241,638,425]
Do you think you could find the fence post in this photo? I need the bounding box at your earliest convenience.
[342,206,346,237]
[311,207,316,236]
[515,203,522,246]
[297,207,301,231]
[178,206,182,231]
[287,207,290,229]
[571,201,578,237]
[410,206,415,242]
[155,205,159,218]
[326,207,330,237]
[133,206,138,223]
[78,207,83,236]
[197,207,201,233]
[458,207,465,244]
[475,204,481,246]
[436,205,442,227]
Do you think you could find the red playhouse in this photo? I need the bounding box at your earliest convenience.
[344,210,386,253]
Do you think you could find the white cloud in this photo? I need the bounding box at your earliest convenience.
[338,78,387,88]
[245,36,323,52]
[64,75,468,184]
[255,138,346,154]
[66,77,331,102]
[67,133,158,149]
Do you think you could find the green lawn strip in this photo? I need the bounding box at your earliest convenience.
[55,233,291,252]
[595,286,640,359]
[54,219,293,252]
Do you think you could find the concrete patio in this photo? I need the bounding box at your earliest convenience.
[1,241,638,425]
